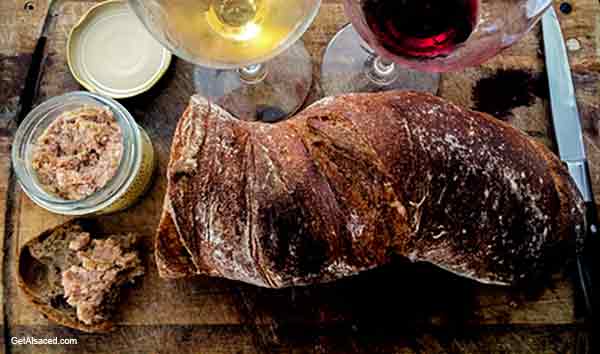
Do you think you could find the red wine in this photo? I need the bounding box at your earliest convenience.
[362,0,478,58]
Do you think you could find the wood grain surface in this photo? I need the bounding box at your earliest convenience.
[1,0,598,353]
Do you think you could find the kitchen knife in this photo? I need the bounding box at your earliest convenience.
[542,7,594,318]
[17,0,58,122]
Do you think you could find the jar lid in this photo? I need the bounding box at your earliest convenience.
[67,0,172,99]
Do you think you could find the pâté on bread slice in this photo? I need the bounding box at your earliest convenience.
[17,219,144,333]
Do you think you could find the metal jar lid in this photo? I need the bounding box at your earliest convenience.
[67,0,172,99]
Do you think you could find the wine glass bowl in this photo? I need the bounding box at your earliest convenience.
[345,0,553,72]
[128,0,321,69]
[128,0,321,122]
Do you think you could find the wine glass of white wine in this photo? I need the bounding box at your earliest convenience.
[129,0,321,122]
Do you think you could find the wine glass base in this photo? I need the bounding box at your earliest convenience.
[321,24,440,97]
[193,40,313,122]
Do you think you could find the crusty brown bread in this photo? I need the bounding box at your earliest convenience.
[17,219,144,332]
[157,91,584,288]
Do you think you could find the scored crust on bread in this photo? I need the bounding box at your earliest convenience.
[17,219,144,332]
[157,91,584,288]
[155,199,197,279]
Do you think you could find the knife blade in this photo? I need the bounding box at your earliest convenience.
[542,7,594,318]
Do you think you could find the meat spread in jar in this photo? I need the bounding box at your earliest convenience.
[31,106,123,201]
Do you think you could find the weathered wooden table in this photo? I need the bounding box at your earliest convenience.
[1,0,597,353]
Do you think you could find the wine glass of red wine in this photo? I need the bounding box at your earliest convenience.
[321,0,552,96]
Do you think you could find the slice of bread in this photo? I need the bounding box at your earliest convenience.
[17,219,144,333]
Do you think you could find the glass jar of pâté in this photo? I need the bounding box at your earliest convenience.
[12,91,156,216]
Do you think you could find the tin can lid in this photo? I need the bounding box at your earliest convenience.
[67,0,172,99]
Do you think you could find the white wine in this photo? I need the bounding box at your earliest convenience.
[207,0,266,40]
[137,0,315,67]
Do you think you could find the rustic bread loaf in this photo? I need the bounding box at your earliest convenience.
[157,91,584,288]
[17,219,144,332]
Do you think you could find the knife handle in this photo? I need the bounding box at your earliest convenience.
[576,199,595,317]
[565,160,594,318]
[568,160,596,319]
[17,35,47,123]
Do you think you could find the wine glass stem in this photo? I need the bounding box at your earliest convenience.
[367,56,399,86]
[238,63,268,84]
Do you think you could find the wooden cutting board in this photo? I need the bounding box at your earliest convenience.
[1,0,598,352]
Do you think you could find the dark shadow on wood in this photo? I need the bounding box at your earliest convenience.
[235,257,567,329]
